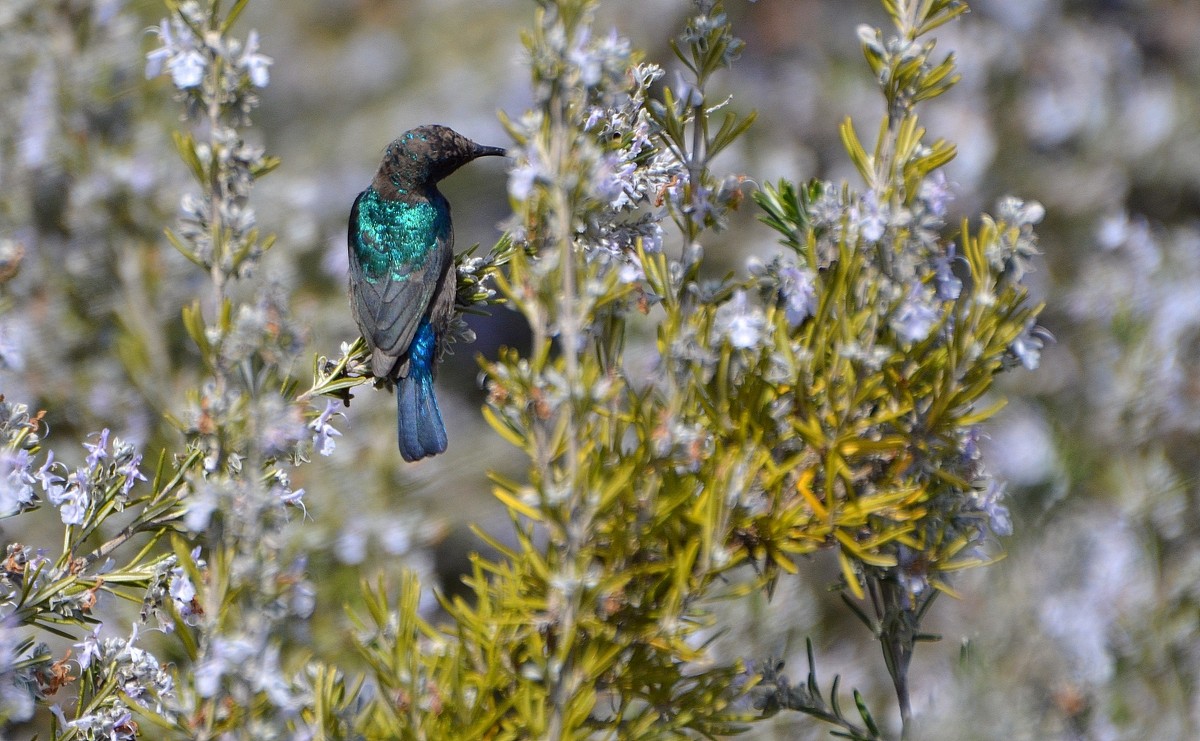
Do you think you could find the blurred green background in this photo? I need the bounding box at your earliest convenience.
[1,0,1197,737]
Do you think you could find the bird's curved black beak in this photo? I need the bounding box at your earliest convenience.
[473,144,508,158]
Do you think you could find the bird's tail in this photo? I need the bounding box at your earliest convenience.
[396,366,447,462]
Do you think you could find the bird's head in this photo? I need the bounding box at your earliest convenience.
[375,125,506,196]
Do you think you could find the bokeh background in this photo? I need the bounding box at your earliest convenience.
[1,0,1197,737]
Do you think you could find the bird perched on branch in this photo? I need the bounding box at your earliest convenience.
[348,125,505,461]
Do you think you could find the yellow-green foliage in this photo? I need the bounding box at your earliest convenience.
[313,1,1046,738]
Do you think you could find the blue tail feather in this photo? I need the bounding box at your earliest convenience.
[396,371,447,461]
[396,319,447,461]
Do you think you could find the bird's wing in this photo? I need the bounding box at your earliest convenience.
[347,189,452,378]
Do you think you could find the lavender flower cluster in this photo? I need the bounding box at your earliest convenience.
[53,624,174,739]
[146,4,271,102]
[0,402,145,527]
[506,16,686,288]
[146,1,275,276]
[0,399,163,735]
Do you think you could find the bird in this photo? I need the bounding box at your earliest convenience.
[347,125,505,461]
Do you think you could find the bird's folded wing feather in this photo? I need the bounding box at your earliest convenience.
[347,190,449,377]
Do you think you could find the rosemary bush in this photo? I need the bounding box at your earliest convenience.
[1,0,1114,738]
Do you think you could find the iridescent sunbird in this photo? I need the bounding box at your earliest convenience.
[348,125,504,461]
